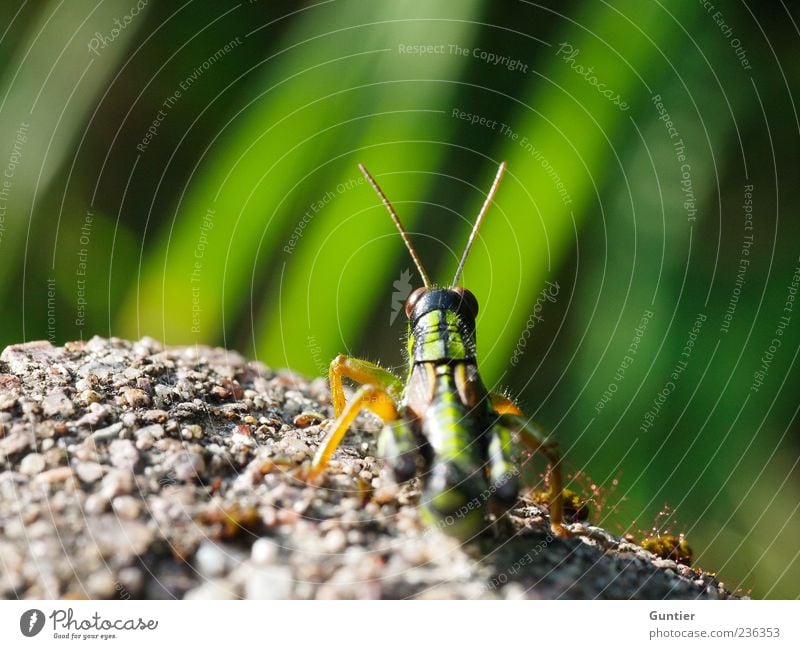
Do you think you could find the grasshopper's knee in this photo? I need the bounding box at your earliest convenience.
[330,354,347,373]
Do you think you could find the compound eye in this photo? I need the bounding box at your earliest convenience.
[405,287,428,318]
[454,287,479,318]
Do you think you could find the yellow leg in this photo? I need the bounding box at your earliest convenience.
[329,354,403,417]
[490,392,523,416]
[499,413,569,538]
[307,384,399,480]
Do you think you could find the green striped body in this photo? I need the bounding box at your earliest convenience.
[418,365,490,537]
[387,288,521,539]
[410,308,476,363]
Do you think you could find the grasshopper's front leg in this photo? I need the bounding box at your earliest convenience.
[329,355,403,416]
[306,383,400,481]
[496,409,569,539]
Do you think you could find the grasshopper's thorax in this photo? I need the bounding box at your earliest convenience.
[402,288,488,418]
[408,289,477,364]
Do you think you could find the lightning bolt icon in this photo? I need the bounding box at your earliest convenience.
[28,611,37,632]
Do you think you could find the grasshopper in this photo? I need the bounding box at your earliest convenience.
[303,162,568,540]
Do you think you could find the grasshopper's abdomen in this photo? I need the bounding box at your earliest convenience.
[418,366,490,538]
[423,367,483,466]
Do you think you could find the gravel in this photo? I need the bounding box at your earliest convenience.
[0,337,737,600]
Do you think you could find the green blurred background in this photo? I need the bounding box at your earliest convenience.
[1,1,798,597]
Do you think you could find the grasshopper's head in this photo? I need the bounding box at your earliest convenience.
[405,287,479,362]
[420,461,489,540]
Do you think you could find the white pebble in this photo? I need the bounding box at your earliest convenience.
[112,495,141,519]
[245,566,293,599]
[251,538,280,564]
[323,528,347,554]
[84,493,108,515]
[76,462,104,483]
[195,541,228,578]
[86,570,116,598]
[184,579,238,600]
[20,453,46,475]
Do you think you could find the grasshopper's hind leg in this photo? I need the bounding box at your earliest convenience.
[305,384,399,480]
[499,413,569,538]
[329,355,403,417]
[378,418,421,483]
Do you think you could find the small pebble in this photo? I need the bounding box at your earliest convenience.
[101,469,134,498]
[78,390,102,405]
[245,566,293,599]
[41,390,74,418]
[142,409,168,423]
[75,378,91,391]
[33,466,74,484]
[122,388,150,408]
[134,424,164,452]
[19,453,46,475]
[86,570,116,598]
[168,451,205,482]
[117,566,143,596]
[195,541,228,578]
[323,528,347,554]
[112,495,141,519]
[91,422,123,442]
[293,411,325,428]
[109,439,139,470]
[184,579,238,600]
[652,558,678,570]
[84,493,108,515]
[76,462,104,483]
[251,538,280,564]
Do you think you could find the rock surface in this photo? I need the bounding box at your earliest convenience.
[0,337,735,599]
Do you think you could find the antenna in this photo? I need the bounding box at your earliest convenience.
[451,161,507,287]
[358,163,431,288]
